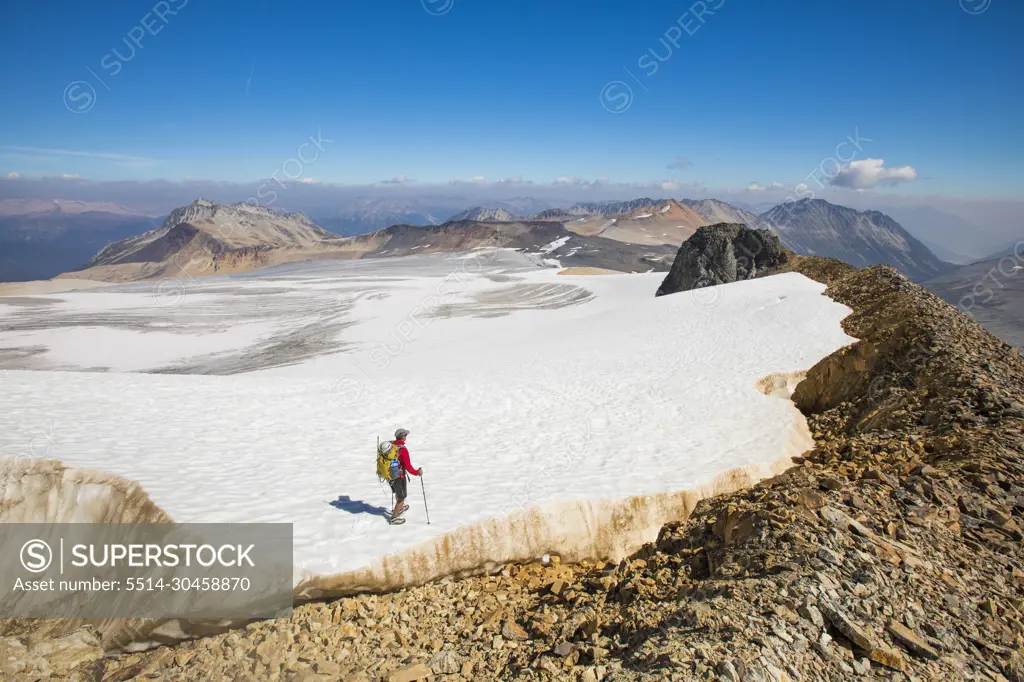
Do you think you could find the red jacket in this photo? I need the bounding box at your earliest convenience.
[394,440,420,477]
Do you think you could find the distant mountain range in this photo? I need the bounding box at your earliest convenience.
[558,199,708,246]
[451,198,712,247]
[681,199,765,228]
[55,199,678,282]
[761,199,952,282]
[308,198,444,237]
[923,254,1024,349]
[448,198,662,223]
[355,220,677,273]
[0,191,957,285]
[0,200,159,281]
[448,207,520,222]
[442,196,950,282]
[310,196,555,237]
[880,205,997,264]
[979,239,1024,262]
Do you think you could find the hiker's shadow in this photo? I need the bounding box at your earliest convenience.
[329,495,391,518]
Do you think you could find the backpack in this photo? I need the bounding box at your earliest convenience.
[376,440,403,481]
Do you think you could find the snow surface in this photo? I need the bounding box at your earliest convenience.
[634,213,654,219]
[0,251,854,595]
[540,236,571,253]
[1,323,276,372]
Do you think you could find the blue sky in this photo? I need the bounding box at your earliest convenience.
[1,0,1021,198]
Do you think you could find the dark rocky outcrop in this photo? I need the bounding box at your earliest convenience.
[655,223,788,297]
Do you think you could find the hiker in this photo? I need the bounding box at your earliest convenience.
[388,428,422,520]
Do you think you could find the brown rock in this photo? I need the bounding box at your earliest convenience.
[715,508,759,545]
[868,645,907,672]
[820,602,876,652]
[337,624,359,640]
[25,630,103,677]
[820,476,844,491]
[774,604,800,623]
[1005,649,1024,682]
[553,641,576,657]
[387,662,432,682]
[428,651,461,675]
[886,620,939,660]
[798,603,825,629]
[536,657,561,675]
[797,490,827,510]
[501,620,530,641]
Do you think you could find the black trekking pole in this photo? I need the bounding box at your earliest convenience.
[420,473,431,525]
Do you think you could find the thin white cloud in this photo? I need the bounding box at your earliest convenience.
[746,181,785,192]
[660,180,686,192]
[299,177,318,185]
[666,157,693,170]
[1,146,157,164]
[450,176,487,185]
[648,179,706,194]
[497,176,531,185]
[551,177,612,188]
[553,177,586,186]
[830,158,918,189]
[58,173,82,180]
[379,174,414,185]
[547,177,703,192]
[5,171,19,179]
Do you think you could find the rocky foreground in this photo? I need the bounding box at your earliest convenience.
[5,258,1024,681]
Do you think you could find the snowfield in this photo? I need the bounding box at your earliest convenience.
[0,250,854,598]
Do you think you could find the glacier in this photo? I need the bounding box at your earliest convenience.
[0,250,854,602]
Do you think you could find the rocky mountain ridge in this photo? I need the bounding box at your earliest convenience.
[681,198,767,229]
[448,206,520,222]
[58,200,681,282]
[446,197,948,282]
[53,196,954,285]
[761,198,952,282]
[87,199,333,267]
[355,220,679,273]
